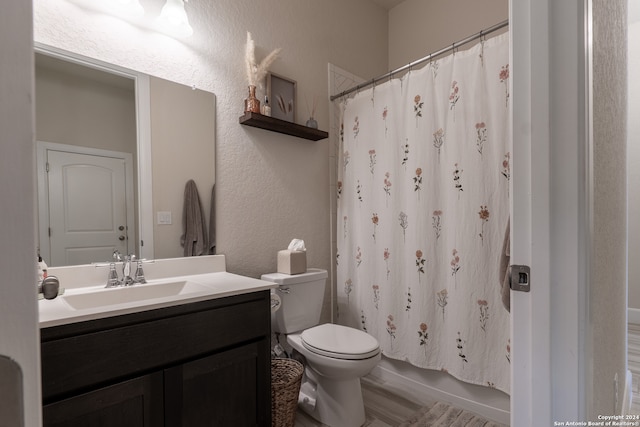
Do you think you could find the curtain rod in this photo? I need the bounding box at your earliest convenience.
[330,19,509,101]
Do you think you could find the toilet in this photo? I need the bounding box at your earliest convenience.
[262,269,380,427]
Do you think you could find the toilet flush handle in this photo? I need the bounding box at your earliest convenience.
[277,286,291,294]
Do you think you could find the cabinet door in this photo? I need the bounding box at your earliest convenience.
[165,340,271,427]
[43,372,163,427]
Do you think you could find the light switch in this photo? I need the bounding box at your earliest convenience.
[157,211,172,225]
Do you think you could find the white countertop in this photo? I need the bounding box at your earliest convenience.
[39,256,277,328]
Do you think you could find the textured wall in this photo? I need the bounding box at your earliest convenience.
[34,0,389,326]
[388,0,508,69]
[591,0,628,417]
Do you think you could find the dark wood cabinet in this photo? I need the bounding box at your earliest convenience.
[43,372,163,427]
[41,291,271,426]
[165,341,268,427]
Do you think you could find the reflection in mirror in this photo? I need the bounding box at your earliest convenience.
[35,48,216,267]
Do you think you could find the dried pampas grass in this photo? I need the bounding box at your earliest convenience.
[245,32,281,87]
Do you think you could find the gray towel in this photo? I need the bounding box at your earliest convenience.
[208,184,216,255]
[181,179,208,257]
[499,218,510,312]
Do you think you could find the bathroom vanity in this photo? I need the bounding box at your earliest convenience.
[39,256,275,426]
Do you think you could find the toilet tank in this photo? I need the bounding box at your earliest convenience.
[261,268,328,334]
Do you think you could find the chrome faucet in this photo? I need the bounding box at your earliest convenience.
[106,250,147,287]
[121,254,135,286]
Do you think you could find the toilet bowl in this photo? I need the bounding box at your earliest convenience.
[288,323,381,427]
[261,269,380,427]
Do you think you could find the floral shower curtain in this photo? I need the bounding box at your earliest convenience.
[336,32,511,394]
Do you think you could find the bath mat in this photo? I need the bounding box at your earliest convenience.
[399,401,507,427]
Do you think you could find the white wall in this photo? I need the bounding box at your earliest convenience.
[0,1,41,425]
[388,0,508,69]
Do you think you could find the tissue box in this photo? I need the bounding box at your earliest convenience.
[277,250,307,275]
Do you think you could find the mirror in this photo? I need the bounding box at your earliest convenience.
[35,47,216,267]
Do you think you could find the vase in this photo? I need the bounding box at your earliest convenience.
[244,85,261,114]
[306,117,318,129]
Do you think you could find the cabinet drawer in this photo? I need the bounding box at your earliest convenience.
[42,297,269,402]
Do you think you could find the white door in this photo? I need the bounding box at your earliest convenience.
[45,149,130,266]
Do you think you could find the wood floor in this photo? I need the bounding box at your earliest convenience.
[293,375,436,427]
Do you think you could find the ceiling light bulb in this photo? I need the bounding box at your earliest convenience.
[157,0,194,37]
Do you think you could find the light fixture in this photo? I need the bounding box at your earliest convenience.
[156,0,194,38]
[106,0,145,18]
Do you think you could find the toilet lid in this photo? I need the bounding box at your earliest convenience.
[301,323,380,360]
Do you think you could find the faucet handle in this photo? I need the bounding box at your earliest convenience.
[134,259,147,284]
[107,262,120,288]
[94,261,121,288]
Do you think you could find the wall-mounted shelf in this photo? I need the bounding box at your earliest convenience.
[239,112,328,141]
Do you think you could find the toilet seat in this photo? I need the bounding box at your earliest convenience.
[301,323,380,360]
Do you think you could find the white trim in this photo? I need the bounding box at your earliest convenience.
[622,369,633,415]
[629,308,640,325]
[34,42,140,80]
[510,0,549,423]
[510,0,590,424]
[548,0,590,421]
[584,0,594,417]
[135,73,154,260]
[36,142,50,262]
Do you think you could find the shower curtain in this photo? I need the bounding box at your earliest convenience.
[336,32,510,394]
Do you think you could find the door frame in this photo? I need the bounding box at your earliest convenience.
[510,0,591,424]
[36,141,136,264]
[34,43,155,261]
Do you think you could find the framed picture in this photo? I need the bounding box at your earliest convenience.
[267,72,296,122]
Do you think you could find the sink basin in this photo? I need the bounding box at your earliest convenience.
[61,280,210,311]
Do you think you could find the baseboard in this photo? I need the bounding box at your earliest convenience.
[628,308,640,325]
[370,359,510,425]
[622,369,633,415]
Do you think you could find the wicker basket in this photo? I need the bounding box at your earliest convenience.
[271,358,304,427]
